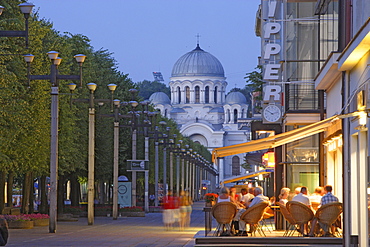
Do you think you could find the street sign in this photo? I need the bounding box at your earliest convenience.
[127,160,149,171]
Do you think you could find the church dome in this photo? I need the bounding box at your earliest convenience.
[171,44,224,77]
[149,92,171,104]
[225,92,247,104]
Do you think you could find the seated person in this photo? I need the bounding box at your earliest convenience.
[217,187,231,203]
[278,187,290,206]
[308,185,340,237]
[292,186,312,235]
[234,186,269,236]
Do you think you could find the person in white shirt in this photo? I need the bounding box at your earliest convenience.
[240,188,254,208]
[292,186,312,208]
[309,187,323,204]
[292,186,312,236]
[248,186,269,208]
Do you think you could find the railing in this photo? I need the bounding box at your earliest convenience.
[284,83,321,111]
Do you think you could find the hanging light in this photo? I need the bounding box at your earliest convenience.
[262,150,275,168]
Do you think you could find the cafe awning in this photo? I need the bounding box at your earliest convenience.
[212,111,365,162]
[212,115,340,162]
[221,168,274,184]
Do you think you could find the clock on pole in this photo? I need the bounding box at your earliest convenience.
[263,104,281,123]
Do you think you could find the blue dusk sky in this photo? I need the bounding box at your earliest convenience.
[31,0,261,92]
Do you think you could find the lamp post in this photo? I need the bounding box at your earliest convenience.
[121,91,155,209]
[24,51,86,233]
[150,121,167,207]
[68,82,117,225]
[175,140,183,196]
[167,134,177,192]
[159,126,170,197]
[112,99,120,220]
[0,2,34,48]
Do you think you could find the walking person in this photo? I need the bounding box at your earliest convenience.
[162,190,176,230]
[179,190,193,230]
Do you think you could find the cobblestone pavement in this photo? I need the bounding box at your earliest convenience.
[7,201,207,247]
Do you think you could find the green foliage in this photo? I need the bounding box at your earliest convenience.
[136,80,170,100]
[245,66,264,113]
[244,65,264,95]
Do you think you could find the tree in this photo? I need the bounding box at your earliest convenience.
[245,66,264,114]
[136,80,170,100]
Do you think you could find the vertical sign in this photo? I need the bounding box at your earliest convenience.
[118,182,131,207]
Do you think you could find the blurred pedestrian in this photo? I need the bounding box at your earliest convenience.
[179,190,192,230]
[162,190,176,230]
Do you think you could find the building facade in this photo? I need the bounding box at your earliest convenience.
[315,1,370,245]
[149,44,251,184]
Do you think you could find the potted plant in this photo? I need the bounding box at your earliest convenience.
[24,214,50,226]
[0,215,33,229]
[204,193,218,207]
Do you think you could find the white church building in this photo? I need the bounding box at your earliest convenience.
[149,44,251,182]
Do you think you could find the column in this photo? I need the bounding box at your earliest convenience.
[358,130,367,246]
[181,158,185,191]
[169,151,173,192]
[176,155,180,196]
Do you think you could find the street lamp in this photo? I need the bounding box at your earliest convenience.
[112,99,120,220]
[121,91,156,210]
[24,51,86,233]
[159,126,170,197]
[0,2,34,48]
[151,121,167,206]
[69,82,117,225]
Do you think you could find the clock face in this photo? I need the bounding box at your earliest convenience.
[118,185,127,194]
[263,104,281,122]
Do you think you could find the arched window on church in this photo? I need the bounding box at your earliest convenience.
[185,86,190,103]
[205,86,209,103]
[195,86,200,103]
[214,86,218,103]
[232,156,240,176]
[227,109,230,123]
[234,109,238,124]
[241,109,245,118]
[177,86,181,104]
[164,109,167,118]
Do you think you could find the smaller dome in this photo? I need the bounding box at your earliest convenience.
[149,92,170,104]
[225,92,247,104]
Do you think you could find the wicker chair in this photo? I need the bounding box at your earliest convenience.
[277,202,299,236]
[315,202,342,236]
[211,202,238,236]
[286,201,314,236]
[240,201,269,236]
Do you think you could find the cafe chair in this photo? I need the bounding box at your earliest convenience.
[286,201,314,236]
[211,202,237,236]
[240,201,269,237]
[277,202,300,236]
[315,202,342,237]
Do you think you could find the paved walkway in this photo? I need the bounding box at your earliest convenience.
[7,201,207,247]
